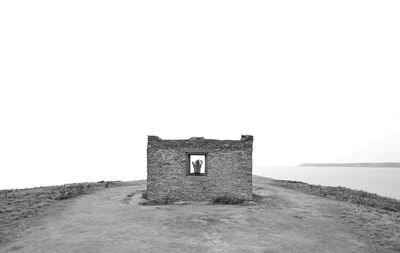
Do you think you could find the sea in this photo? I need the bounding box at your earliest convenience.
[257,166,400,200]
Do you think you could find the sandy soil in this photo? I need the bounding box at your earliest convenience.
[1,176,398,253]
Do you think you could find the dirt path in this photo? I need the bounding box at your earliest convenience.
[0,176,395,253]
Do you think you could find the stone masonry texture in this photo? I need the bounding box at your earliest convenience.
[147,135,253,201]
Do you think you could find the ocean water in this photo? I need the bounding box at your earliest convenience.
[257,166,400,200]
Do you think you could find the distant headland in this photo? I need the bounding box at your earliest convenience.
[299,162,400,168]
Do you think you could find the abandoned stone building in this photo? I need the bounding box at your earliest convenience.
[147,135,253,201]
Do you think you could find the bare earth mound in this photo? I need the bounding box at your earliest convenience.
[1,176,399,253]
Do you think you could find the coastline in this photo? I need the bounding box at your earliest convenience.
[299,163,400,168]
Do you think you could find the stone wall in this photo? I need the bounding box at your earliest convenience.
[147,135,253,201]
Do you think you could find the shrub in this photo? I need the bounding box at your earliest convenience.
[212,196,245,205]
[77,184,84,194]
[55,185,73,200]
[55,184,86,200]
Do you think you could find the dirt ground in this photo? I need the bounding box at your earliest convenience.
[1,176,398,253]
[0,181,129,244]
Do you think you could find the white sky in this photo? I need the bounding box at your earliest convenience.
[1,0,399,189]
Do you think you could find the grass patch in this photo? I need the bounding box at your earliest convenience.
[274,180,400,212]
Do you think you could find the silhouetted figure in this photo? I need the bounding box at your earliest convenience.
[192,160,203,175]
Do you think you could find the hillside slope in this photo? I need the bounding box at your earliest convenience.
[1,176,399,253]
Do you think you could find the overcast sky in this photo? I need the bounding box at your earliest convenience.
[1,0,399,189]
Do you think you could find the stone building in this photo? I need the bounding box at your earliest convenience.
[146,135,253,201]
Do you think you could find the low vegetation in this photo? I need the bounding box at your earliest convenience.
[211,196,246,205]
[0,181,123,245]
[274,180,400,212]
